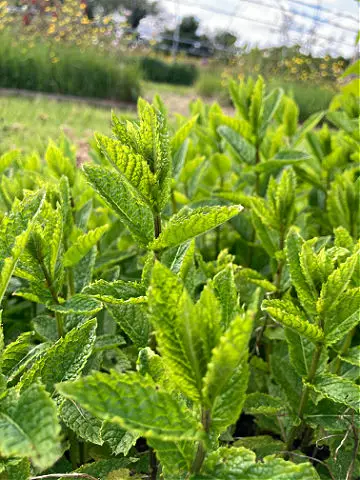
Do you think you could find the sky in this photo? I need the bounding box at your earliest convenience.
[139,0,359,58]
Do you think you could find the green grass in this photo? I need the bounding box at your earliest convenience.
[0,95,134,156]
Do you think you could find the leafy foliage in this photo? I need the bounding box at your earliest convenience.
[0,81,358,479]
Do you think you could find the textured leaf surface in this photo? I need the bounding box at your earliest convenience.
[100,421,138,456]
[0,190,45,304]
[151,205,242,251]
[47,294,102,315]
[202,314,252,431]
[63,225,109,267]
[57,371,202,441]
[194,447,319,479]
[106,301,150,347]
[218,126,256,164]
[59,398,103,445]
[212,265,239,329]
[59,458,134,480]
[0,384,61,469]
[286,228,317,314]
[317,250,358,315]
[96,133,155,200]
[20,319,97,393]
[262,299,324,342]
[309,374,360,411]
[285,329,327,377]
[83,164,154,245]
[243,392,284,415]
[323,288,360,344]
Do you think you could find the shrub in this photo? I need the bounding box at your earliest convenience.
[269,79,335,122]
[0,33,141,102]
[141,56,198,85]
[0,78,359,480]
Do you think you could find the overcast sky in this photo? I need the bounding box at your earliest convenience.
[140,0,359,58]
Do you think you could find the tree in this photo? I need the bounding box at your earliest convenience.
[87,0,158,29]
[159,16,213,57]
[214,31,237,50]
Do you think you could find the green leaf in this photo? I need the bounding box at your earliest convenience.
[1,333,33,377]
[285,329,327,378]
[150,205,242,251]
[83,164,154,245]
[218,126,256,165]
[317,250,358,315]
[194,446,319,479]
[59,398,103,445]
[106,301,150,348]
[323,288,360,344]
[0,383,61,469]
[57,371,202,441]
[63,225,109,267]
[212,265,239,329]
[286,228,317,314]
[243,392,284,415]
[0,150,19,174]
[47,294,102,315]
[171,116,198,152]
[249,76,265,133]
[202,313,252,432]
[236,268,277,292]
[233,436,285,459]
[59,458,134,480]
[96,133,155,201]
[291,111,325,147]
[148,262,206,401]
[0,458,30,480]
[149,438,195,478]
[270,352,302,411]
[20,319,97,393]
[83,279,145,302]
[0,190,45,304]
[339,346,360,367]
[309,374,360,411]
[100,421,138,456]
[262,299,324,342]
[45,140,75,185]
[260,87,283,136]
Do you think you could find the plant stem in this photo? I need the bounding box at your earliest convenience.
[55,312,64,338]
[149,447,158,480]
[255,147,260,195]
[286,343,323,451]
[332,328,355,375]
[190,409,211,475]
[67,267,75,297]
[154,214,162,239]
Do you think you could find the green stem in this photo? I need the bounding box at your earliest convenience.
[55,312,64,339]
[286,343,323,451]
[154,214,162,239]
[255,146,260,195]
[190,409,211,475]
[67,267,75,298]
[332,328,355,375]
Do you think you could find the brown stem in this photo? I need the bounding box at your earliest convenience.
[149,447,158,480]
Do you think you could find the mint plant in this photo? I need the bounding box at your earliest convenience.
[0,81,358,480]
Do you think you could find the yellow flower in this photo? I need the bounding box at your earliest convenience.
[51,56,59,63]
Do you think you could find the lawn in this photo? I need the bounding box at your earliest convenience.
[0,94,135,156]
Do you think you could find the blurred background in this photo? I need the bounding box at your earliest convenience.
[0,0,358,156]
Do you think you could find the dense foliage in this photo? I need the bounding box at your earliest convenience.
[141,57,199,86]
[0,32,140,102]
[0,76,359,480]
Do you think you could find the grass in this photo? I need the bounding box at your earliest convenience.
[0,31,141,102]
[0,95,134,156]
